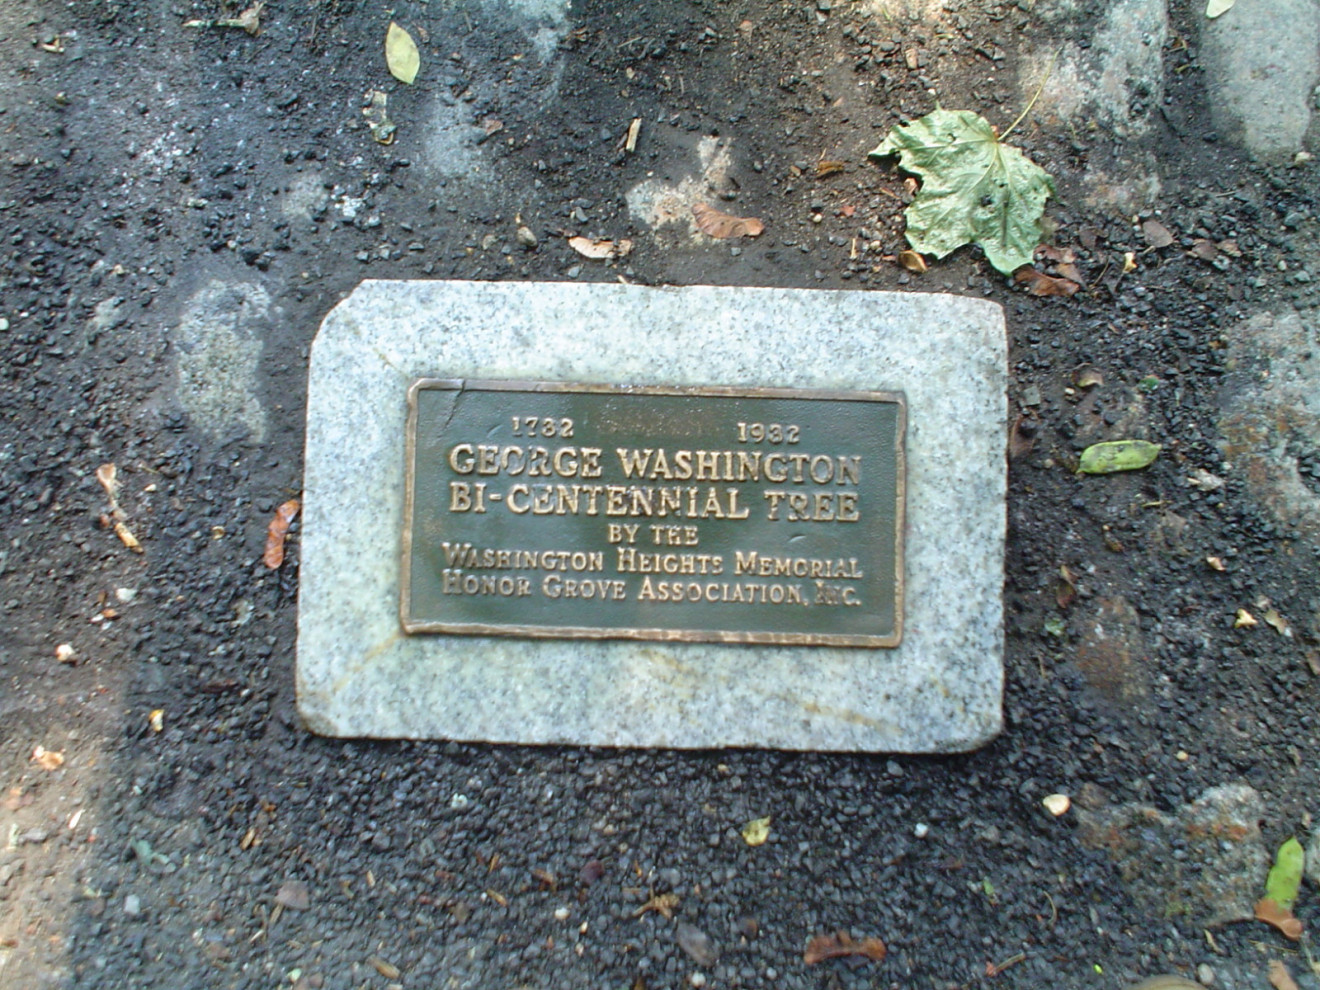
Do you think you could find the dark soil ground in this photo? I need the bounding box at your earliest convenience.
[3,0,1320,988]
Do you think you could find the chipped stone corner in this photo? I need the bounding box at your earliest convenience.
[626,135,736,244]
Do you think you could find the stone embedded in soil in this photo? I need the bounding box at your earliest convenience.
[1076,784,1268,926]
[1200,0,1320,160]
[297,280,1006,752]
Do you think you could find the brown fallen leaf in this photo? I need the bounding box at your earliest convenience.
[115,522,143,553]
[1014,267,1080,297]
[1189,238,1219,262]
[1008,413,1037,460]
[692,202,764,239]
[1269,959,1300,990]
[633,892,680,920]
[816,160,846,177]
[263,499,301,569]
[1142,219,1175,248]
[1217,239,1242,258]
[482,117,504,138]
[32,746,64,771]
[1055,262,1087,286]
[1037,245,1077,264]
[1055,565,1077,609]
[804,931,887,965]
[1256,897,1303,941]
[567,236,633,260]
[897,249,927,273]
[1306,648,1320,677]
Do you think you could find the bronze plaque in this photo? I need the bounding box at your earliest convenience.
[402,380,905,646]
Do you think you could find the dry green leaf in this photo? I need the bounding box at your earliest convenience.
[1265,838,1304,911]
[385,22,420,84]
[1077,440,1161,475]
[741,816,771,846]
[870,108,1055,275]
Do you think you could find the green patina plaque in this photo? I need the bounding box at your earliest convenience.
[402,380,906,647]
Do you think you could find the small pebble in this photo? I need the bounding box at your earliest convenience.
[115,587,137,603]
[516,225,538,250]
[1197,963,1215,987]
[1042,793,1071,816]
[553,906,570,921]
[913,822,929,839]
[55,643,76,664]
[124,894,142,917]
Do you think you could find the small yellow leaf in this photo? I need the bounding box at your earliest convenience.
[1234,608,1257,629]
[385,22,420,85]
[1206,0,1236,18]
[897,249,928,273]
[1123,251,1137,273]
[1206,556,1226,572]
[149,709,164,733]
[1264,608,1293,638]
[741,816,771,846]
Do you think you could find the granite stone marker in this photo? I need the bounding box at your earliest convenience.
[297,280,1006,752]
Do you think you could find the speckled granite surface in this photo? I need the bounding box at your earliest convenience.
[297,280,1005,751]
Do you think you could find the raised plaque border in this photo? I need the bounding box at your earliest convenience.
[401,378,906,648]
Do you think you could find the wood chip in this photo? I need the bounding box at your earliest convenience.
[1269,959,1300,990]
[633,892,680,919]
[567,236,633,260]
[115,522,143,553]
[692,202,764,239]
[815,160,845,177]
[625,117,641,153]
[368,956,401,979]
